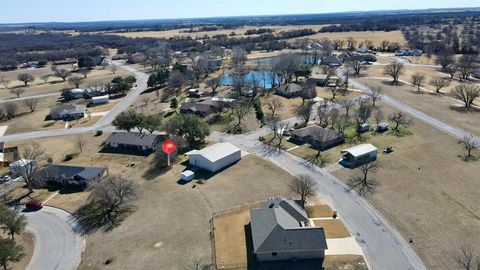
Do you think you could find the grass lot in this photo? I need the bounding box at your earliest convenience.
[313,219,351,239]
[0,65,130,99]
[329,103,480,270]
[19,139,294,270]
[106,25,327,39]
[356,76,480,135]
[213,209,251,269]
[306,205,334,218]
[292,30,407,47]
[323,255,367,270]
[316,87,363,102]
[1,97,103,135]
[4,231,35,270]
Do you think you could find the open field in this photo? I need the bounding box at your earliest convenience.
[105,25,327,39]
[0,97,103,135]
[292,30,407,47]
[0,65,131,99]
[356,76,480,135]
[328,103,480,270]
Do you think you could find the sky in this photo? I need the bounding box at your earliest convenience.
[1,0,479,24]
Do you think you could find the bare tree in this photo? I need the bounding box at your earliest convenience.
[231,46,247,70]
[0,77,10,88]
[459,135,479,160]
[452,84,480,110]
[389,111,413,136]
[430,77,450,94]
[206,77,221,95]
[319,38,333,57]
[444,65,458,80]
[453,245,477,270]
[9,88,26,98]
[411,73,426,92]
[3,102,18,119]
[346,37,357,50]
[457,55,478,81]
[340,99,355,118]
[383,61,405,85]
[110,65,118,75]
[184,257,208,270]
[299,84,317,104]
[373,109,384,129]
[273,54,301,83]
[346,56,365,77]
[333,39,345,50]
[87,176,139,224]
[231,99,252,133]
[367,87,382,107]
[295,101,313,125]
[435,48,455,70]
[265,96,284,117]
[265,115,288,150]
[40,74,50,83]
[16,143,44,192]
[348,162,379,196]
[78,69,90,79]
[53,68,71,81]
[316,100,331,127]
[17,73,35,86]
[380,40,390,52]
[168,70,185,95]
[75,135,86,153]
[142,96,151,107]
[68,76,84,88]
[23,98,39,112]
[290,175,317,206]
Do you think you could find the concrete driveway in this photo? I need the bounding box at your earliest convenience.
[21,206,85,270]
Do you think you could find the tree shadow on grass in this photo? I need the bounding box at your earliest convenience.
[74,203,135,235]
[449,105,480,114]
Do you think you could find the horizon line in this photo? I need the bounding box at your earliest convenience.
[1,6,480,26]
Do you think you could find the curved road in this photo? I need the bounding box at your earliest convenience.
[210,129,426,270]
[21,206,85,270]
[0,61,148,143]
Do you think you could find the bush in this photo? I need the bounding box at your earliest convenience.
[95,130,103,136]
[64,154,74,161]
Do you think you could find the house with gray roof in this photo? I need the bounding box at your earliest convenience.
[47,104,85,121]
[290,126,344,150]
[105,132,166,153]
[34,164,106,190]
[250,198,327,262]
[275,83,303,98]
[180,99,219,117]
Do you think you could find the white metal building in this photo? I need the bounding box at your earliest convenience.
[340,144,377,168]
[91,95,109,105]
[186,143,241,172]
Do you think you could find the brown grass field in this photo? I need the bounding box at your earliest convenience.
[328,102,480,270]
[0,65,131,99]
[292,30,407,47]
[313,219,351,239]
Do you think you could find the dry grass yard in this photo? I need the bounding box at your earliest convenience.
[356,77,480,135]
[213,209,251,269]
[292,30,407,47]
[330,103,480,270]
[0,65,131,99]
[5,231,35,270]
[6,137,298,270]
[306,205,335,218]
[313,219,351,239]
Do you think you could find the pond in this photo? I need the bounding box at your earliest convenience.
[219,71,283,89]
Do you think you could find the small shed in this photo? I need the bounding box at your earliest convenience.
[186,143,241,173]
[340,144,377,168]
[181,170,195,182]
[358,123,370,133]
[377,122,389,133]
[69,88,85,99]
[92,95,109,105]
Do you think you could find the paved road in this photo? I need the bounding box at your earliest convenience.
[338,68,480,144]
[21,206,85,270]
[0,61,148,143]
[0,92,60,104]
[210,129,426,270]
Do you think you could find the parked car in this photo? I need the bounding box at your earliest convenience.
[25,200,43,210]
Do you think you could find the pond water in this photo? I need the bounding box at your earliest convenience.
[219,71,283,89]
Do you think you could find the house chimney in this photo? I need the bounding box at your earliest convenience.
[268,196,276,208]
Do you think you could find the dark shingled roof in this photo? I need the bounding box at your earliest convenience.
[291,126,343,143]
[251,199,328,254]
[106,132,165,148]
[35,165,105,182]
[278,83,303,94]
[48,104,85,116]
[180,100,218,113]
